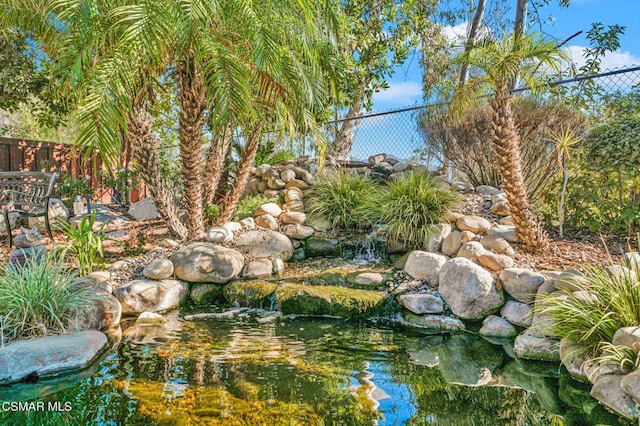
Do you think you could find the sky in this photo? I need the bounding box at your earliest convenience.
[371,0,640,111]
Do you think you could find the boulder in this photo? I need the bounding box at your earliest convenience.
[223,281,278,308]
[231,229,294,261]
[0,331,107,385]
[239,217,256,229]
[478,252,514,272]
[403,251,448,286]
[222,221,243,233]
[554,269,587,292]
[69,288,122,331]
[460,230,476,244]
[400,312,465,332]
[170,243,244,283]
[489,201,511,216]
[476,185,502,195]
[136,311,168,325]
[283,200,305,212]
[280,212,306,225]
[426,224,452,253]
[398,293,444,314]
[612,327,640,351]
[591,375,640,420]
[143,259,174,280]
[275,283,388,318]
[560,338,589,382]
[189,283,224,304]
[479,315,518,337]
[242,259,273,278]
[456,241,486,261]
[255,214,279,230]
[500,300,532,327]
[347,272,386,288]
[480,235,514,256]
[442,231,462,256]
[305,237,340,257]
[285,179,309,190]
[206,226,233,244]
[115,279,188,313]
[272,258,285,274]
[438,257,504,320]
[452,181,475,192]
[486,225,518,242]
[499,268,546,304]
[624,252,640,272]
[267,178,286,190]
[513,333,560,362]
[27,198,69,229]
[621,370,640,404]
[282,224,314,239]
[255,203,282,218]
[128,197,159,221]
[284,187,304,203]
[280,169,296,182]
[456,215,491,234]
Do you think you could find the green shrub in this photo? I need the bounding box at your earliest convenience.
[58,173,92,204]
[55,212,107,275]
[536,263,640,350]
[0,253,92,344]
[307,169,381,229]
[369,172,459,248]
[233,194,282,221]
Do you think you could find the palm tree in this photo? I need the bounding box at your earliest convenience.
[1,0,333,240]
[452,32,568,252]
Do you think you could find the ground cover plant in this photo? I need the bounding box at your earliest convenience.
[0,253,92,345]
[307,169,381,229]
[369,172,460,249]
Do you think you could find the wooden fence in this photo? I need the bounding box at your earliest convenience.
[0,137,146,203]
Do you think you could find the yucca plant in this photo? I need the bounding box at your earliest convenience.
[307,169,381,229]
[369,172,460,248]
[55,212,107,275]
[536,263,640,349]
[0,253,92,345]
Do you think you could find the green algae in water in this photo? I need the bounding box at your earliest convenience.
[0,317,626,426]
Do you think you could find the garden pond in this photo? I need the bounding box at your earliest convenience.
[0,310,625,425]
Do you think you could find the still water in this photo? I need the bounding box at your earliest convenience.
[0,313,623,425]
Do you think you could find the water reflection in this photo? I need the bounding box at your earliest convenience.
[0,314,621,426]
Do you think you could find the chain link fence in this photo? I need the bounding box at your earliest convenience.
[316,64,640,162]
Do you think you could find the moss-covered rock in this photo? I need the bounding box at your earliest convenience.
[275,283,388,318]
[223,281,278,308]
[305,237,340,257]
[190,283,224,304]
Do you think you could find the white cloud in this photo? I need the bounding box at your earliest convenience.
[442,22,469,43]
[564,45,640,71]
[371,81,423,105]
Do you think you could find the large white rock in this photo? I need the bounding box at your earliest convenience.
[398,293,444,314]
[500,300,532,327]
[456,215,491,234]
[442,231,462,256]
[207,226,233,244]
[254,203,282,218]
[143,259,174,280]
[487,225,518,243]
[479,315,517,337]
[27,198,69,229]
[242,259,273,278]
[499,268,546,303]
[0,331,108,385]
[513,333,560,362]
[438,257,504,320]
[426,224,452,253]
[456,241,486,261]
[170,242,244,283]
[403,251,448,286]
[128,197,159,221]
[115,279,188,313]
[612,327,640,351]
[231,229,294,261]
[591,375,640,420]
[478,252,514,272]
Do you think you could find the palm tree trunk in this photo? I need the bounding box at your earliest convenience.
[177,62,207,239]
[328,100,363,160]
[215,124,263,224]
[129,108,188,240]
[203,124,233,207]
[491,88,548,251]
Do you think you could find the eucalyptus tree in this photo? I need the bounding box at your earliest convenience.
[1,0,335,240]
[452,32,568,251]
[327,0,441,159]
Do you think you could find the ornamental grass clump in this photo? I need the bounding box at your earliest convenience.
[55,212,107,276]
[536,262,640,351]
[369,172,460,248]
[0,253,92,345]
[307,169,381,229]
